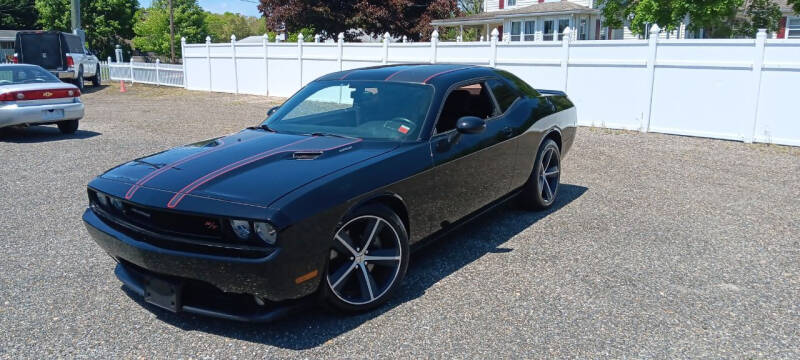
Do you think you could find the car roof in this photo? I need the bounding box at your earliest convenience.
[314,64,499,86]
[0,64,41,68]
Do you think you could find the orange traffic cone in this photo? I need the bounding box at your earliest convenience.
[119,80,127,93]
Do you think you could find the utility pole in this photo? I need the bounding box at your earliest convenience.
[70,0,85,44]
[169,0,175,63]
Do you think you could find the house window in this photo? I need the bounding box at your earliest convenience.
[508,0,516,6]
[579,19,588,40]
[789,17,800,39]
[543,20,555,41]
[557,19,570,40]
[510,22,522,41]
[524,21,536,41]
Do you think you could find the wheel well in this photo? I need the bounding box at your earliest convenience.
[545,130,562,151]
[361,195,410,237]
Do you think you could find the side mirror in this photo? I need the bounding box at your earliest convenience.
[456,116,486,134]
[267,106,280,117]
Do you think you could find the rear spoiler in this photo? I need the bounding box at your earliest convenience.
[537,89,567,97]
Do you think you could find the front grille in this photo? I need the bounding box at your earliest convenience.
[89,190,273,258]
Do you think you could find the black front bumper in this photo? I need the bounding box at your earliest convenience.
[83,208,322,321]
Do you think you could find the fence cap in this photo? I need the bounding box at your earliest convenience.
[491,28,499,37]
[338,32,344,41]
[205,36,211,43]
[180,37,186,43]
[231,34,236,41]
[650,24,661,34]
[432,29,439,39]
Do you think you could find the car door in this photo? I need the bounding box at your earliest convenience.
[427,80,519,225]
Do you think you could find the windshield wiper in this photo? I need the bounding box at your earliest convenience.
[259,124,276,132]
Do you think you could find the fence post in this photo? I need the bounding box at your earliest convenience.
[129,57,134,84]
[231,34,239,94]
[403,35,408,43]
[155,59,160,86]
[181,37,186,88]
[268,33,269,96]
[337,32,344,71]
[314,34,321,43]
[430,29,439,64]
[642,24,660,133]
[206,36,212,92]
[490,28,498,67]
[383,32,390,65]
[560,27,572,92]
[106,56,111,81]
[747,29,767,143]
[298,33,304,88]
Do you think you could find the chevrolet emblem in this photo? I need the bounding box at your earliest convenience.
[42,91,52,97]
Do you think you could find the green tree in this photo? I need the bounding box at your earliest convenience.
[205,11,254,42]
[34,0,138,58]
[731,0,782,37]
[0,0,37,29]
[597,0,743,36]
[132,0,205,59]
[789,0,799,14]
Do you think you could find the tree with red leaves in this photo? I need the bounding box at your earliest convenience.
[258,0,459,41]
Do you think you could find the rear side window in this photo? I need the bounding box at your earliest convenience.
[64,35,84,53]
[495,69,540,98]
[487,79,520,113]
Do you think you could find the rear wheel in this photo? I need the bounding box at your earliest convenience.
[321,204,409,312]
[92,65,101,87]
[57,119,79,134]
[73,66,84,90]
[519,138,561,210]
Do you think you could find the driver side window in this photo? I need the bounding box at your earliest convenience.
[436,82,497,134]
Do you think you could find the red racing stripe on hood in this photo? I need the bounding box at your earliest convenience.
[166,137,362,208]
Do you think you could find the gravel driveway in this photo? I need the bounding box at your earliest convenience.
[1,84,798,358]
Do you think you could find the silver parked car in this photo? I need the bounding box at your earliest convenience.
[0,64,85,134]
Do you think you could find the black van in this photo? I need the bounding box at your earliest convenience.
[14,31,101,89]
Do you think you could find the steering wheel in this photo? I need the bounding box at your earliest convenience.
[383,117,415,136]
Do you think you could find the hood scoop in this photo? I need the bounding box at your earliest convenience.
[293,151,323,160]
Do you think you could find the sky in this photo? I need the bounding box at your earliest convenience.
[140,0,261,17]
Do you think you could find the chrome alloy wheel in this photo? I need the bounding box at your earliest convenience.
[327,215,403,306]
[538,146,560,205]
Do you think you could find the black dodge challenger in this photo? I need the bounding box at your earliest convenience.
[84,64,577,321]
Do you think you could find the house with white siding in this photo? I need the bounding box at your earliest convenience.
[432,0,799,41]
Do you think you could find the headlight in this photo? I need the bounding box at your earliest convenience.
[230,219,251,240]
[254,222,277,245]
[96,193,109,207]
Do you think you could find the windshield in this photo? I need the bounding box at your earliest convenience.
[0,66,61,86]
[264,81,434,141]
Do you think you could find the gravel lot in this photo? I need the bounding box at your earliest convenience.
[1,84,798,358]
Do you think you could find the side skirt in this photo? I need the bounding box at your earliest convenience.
[410,187,523,253]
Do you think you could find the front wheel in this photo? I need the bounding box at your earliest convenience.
[57,119,79,134]
[321,204,409,312]
[519,138,561,210]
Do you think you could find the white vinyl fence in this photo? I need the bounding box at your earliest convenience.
[177,27,800,147]
[103,57,184,87]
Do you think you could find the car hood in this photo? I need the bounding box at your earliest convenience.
[99,129,398,209]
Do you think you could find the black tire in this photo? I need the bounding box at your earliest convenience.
[57,119,79,134]
[519,138,561,210]
[74,66,84,90]
[320,203,409,313]
[92,65,101,87]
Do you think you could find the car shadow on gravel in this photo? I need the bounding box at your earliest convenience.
[0,126,101,143]
[126,184,588,350]
[79,84,108,94]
